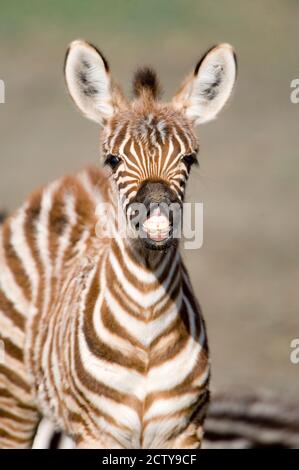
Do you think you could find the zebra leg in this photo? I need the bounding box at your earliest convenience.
[0,319,40,447]
[0,390,40,448]
[168,393,209,449]
[0,347,40,448]
[167,423,203,449]
[75,434,126,449]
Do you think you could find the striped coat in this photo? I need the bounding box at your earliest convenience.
[0,39,237,448]
[0,167,209,448]
[33,392,299,449]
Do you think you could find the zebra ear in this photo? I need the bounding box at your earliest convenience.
[172,44,237,125]
[64,40,125,125]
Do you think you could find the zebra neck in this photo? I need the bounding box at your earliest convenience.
[106,233,182,313]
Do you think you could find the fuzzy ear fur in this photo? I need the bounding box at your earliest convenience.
[172,44,237,125]
[64,40,126,125]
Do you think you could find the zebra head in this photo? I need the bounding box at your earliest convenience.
[64,40,237,250]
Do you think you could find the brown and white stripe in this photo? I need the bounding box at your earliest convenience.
[33,392,299,449]
[0,167,209,448]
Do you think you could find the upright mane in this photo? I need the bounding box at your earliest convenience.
[132,67,162,101]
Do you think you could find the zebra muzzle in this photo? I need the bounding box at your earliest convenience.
[128,181,182,249]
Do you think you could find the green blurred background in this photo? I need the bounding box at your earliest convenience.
[0,0,298,399]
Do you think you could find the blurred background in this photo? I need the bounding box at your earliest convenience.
[0,0,298,400]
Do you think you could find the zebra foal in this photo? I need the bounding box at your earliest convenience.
[0,40,237,448]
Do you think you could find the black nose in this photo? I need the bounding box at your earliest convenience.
[134,180,177,208]
[129,180,182,247]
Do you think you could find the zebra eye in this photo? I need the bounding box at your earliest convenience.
[104,154,122,170]
[182,154,198,170]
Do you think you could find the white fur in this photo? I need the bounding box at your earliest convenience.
[173,43,237,125]
[10,207,39,301]
[0,230,30,316]
[65,40,113,124]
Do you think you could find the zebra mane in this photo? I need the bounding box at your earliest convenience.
[132,67,162,100]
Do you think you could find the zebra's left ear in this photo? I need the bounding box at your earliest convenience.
[64,40,126,125]
[172,44,237,125]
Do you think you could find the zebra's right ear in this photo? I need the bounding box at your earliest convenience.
[64,40,126,125]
